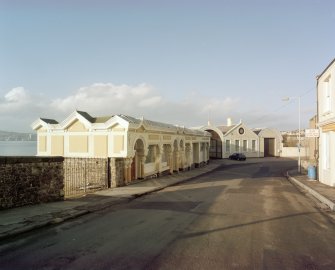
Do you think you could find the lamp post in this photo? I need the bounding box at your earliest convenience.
[282,96,301,173]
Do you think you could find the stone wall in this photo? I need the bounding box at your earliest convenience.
[109,158,125,187]
[0,155,207,209]
[0,157,64,209]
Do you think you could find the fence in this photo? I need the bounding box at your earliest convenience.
[63,158,109,197]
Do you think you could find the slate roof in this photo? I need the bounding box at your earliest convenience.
[118,114,178,130]
[40,118,59,124]
[217,125,237,135]
[76,111,95,123]
[252,129,262,135]
[317,58,335,79]
[34,110,209,136]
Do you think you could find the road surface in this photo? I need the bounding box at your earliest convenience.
[1,158,335,269]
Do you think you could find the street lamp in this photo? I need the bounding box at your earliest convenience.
[282,96,301,173]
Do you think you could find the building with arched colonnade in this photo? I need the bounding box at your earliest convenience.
[32,111,210,186]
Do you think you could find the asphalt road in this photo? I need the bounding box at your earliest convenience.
[1,158,335,270]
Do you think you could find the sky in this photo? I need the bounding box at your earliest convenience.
[0,0,334,132]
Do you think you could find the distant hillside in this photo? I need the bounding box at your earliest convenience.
[0,130,37,141]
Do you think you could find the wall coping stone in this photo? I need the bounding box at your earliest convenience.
[0,156,64,164]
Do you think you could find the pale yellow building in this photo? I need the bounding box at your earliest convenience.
[32,111,210,183]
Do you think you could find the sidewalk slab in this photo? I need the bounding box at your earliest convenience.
[0,161,222,242]
[287,171,335,211]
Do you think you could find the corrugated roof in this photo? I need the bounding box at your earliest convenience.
[118,115,178,130]
[118,114,142,124]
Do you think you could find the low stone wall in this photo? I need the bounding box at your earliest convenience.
[0,157,64,209]
[0,156,208,209]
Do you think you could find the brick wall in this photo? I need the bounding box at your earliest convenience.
[0,157,64,209]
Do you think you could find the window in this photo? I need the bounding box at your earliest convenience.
[235,140,239,152]
[243,140,247,152]
[323,133,330,169]
[324,76,331,113]
[226,140,230,152]
[252,140,256,152]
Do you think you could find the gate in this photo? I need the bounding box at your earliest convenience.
[264,138,275,157]
[64,158,109,198]
[209,139,222,159]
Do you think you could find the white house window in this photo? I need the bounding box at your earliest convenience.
[235,140,240,152]
[324,76,331,113]
[323,132,330,170]
[252,140,256,152]
[243,140,247,152]
[226,140,230,152]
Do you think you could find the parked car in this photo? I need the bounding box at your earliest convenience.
[229,153,246,161]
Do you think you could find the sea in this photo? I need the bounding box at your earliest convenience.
[0,141,37,156]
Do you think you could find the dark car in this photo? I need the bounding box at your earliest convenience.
[229,153,246,161]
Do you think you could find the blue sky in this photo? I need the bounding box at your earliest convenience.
[0,0,334,132]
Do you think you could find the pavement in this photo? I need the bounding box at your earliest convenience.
[1,159,335,243]
[287,170,335,211]
[0,160,223,242]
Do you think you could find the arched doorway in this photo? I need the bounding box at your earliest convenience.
[132,139,145,180]
[206,129,222,159]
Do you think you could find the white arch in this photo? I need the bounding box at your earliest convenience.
[257,128,283,141]
[129,135,148,157]
[199,126,225,143]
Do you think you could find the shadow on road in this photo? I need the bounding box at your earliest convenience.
[179,211,321,239]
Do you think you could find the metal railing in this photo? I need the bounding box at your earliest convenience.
[64,158,108,198]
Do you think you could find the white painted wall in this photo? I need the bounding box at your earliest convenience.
[281,147,306,157]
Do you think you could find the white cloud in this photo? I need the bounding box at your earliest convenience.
[139,96,162,107]
[50,83,162,114]
[4,87,30,103]
[0,82,306,132]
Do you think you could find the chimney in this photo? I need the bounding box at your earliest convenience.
[227,117,232,127]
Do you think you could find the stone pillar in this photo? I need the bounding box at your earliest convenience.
[169,152,173,174]
[173,151,179,172]
[185,145,191,169]
[123,160,129,185]
[156,145,164,174]
[140,156,146,179]
[179,150,186,171]
[123,158,132,185]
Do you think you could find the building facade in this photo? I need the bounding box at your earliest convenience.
[317,59,335,186]
[254,128,283,157]
[199,118,282,159]
[32,111,211,183]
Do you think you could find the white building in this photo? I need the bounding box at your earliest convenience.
[198,118,282,159]
[254,128,283,157]
[317,58,335,186]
